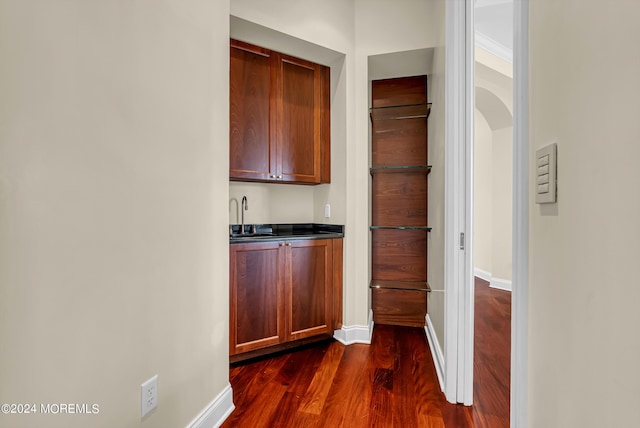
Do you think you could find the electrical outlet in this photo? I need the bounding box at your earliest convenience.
[141,375,158,418]
[324,204,331,218]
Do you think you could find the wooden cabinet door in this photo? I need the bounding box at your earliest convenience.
[230,40,330,184]
[284,239,333,341]
[229,242,283,355]
[229,40,276,181]
[275,54,323,184]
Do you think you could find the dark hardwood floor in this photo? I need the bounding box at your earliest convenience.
[472,276,511,428]
[223,277,511,427]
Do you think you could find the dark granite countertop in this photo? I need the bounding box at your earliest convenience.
[229,223,344,244]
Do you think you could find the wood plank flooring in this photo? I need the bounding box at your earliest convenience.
[472,277,511,428]
[223,278,510,427]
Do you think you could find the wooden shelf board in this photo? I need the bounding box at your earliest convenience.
[370,226,432,231]
[370,279,431,292]
[370,103,432,121]
[370,165,431,175]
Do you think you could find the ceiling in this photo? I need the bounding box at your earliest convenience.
[475,0,513,63]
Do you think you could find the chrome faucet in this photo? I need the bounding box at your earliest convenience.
[241,196,248,234]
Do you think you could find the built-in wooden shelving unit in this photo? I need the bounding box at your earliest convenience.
[369,75,431,328]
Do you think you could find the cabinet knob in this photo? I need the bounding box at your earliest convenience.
[286,242,292,246]
[277,175,282,179]
[270,175,276,178]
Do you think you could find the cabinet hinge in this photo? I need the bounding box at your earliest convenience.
[459,232,465,250]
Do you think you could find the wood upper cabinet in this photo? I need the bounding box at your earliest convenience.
[229,238,342,358]
[229,40,275,182]
[229,39,330,184]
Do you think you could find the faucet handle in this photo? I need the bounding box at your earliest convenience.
[250,224,257,234]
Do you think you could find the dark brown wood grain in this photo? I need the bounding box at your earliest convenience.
[371,229,427,281]
[227,355,289,426]
[331,239,343,329]
[297,342,344,415]
[229,39,330,185]
[266,343,330,427]
[223,295,511,428]
[315,344,372,427]
[229,242,283,355]
[371,75,428,108]
[286,240,333,341]
[372,288,427,327]
[372,118,427,166]
[371,171,428,226]
[320,65,331,183]
[230,239,342,361]
[229,334,333,365]
[370,76,429,327]
[229,40,275,181]
[472,277,511,428]
[278,55,320,182]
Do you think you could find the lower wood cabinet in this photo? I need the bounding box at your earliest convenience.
[229,238,342,359]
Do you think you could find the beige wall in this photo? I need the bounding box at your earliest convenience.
[491,126,512,281]
[476,46,512,79]
[529,1,640,426]
[473,121,513,284]
[229,183,316,224]
[0,1,231,427]
[474,53,513,285]
[474,111,494,275]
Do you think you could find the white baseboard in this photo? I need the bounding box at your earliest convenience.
[474,268,512,292]
[333,309,374,345]
[474,267,492,283]
[425,314,445,392]
[186,383,234,428]
[490,277,512,292]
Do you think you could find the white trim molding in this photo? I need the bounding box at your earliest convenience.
[333,310,374,345]
[474,267,492,283]
[473,268,513,291]
[186,383,234,428]
[425,314,445,391]
[490,277,512,292]
[512,0,529,426]
[475,31,513,64]
[444,0,475,406]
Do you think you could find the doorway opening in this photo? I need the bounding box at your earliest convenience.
[444,1,530,426]
[472,1,514,425]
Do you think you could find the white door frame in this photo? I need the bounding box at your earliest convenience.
[443,0,475,406]
[511,1,529,426]
[444,0,529,425]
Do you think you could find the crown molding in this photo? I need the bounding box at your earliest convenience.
[475,31,513,64]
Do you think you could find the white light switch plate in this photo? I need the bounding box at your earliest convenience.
[535,143,557,204]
